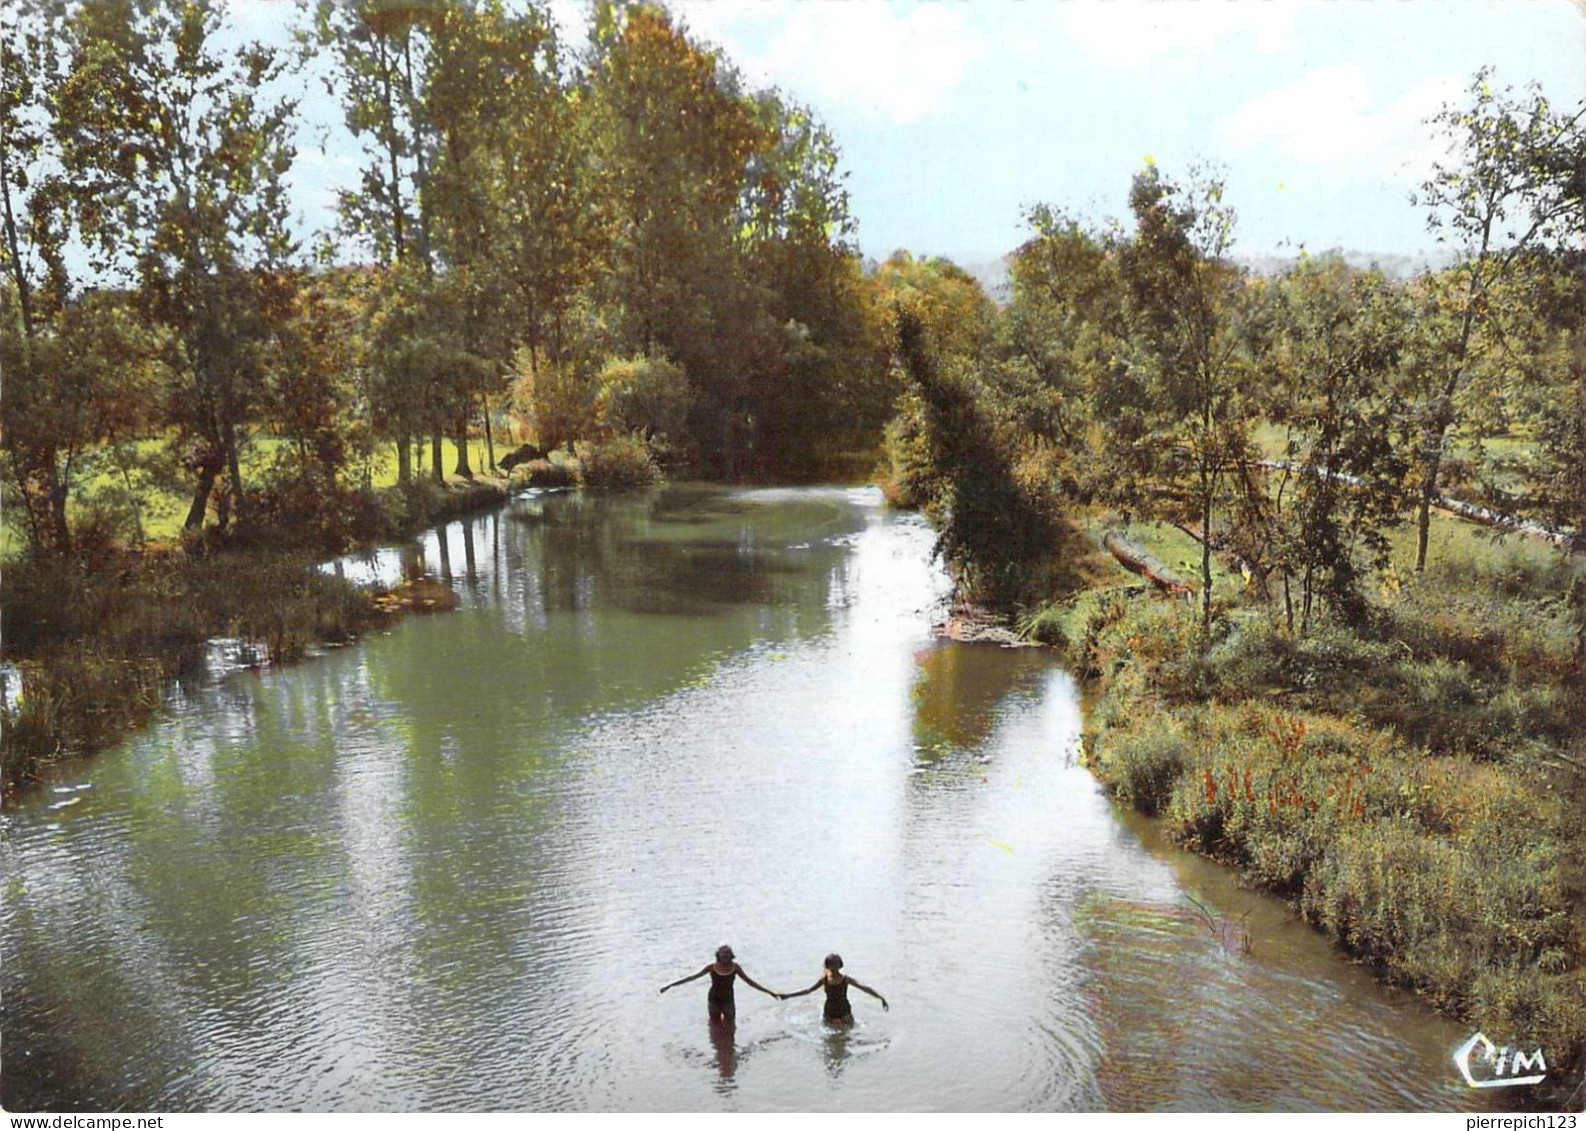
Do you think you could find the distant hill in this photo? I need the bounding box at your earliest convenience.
[1235,248,1457,279]
[955,255,1013,304]
[921,246,1453,307]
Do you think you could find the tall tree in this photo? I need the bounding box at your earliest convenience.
[1258,257,1411,630]
[580,3,770,472]
[737,90,888,474]
[308,0,456,482]
[1003,207,1128,500]
[54,0,299,534]
[1118,163,1254,628]
[1,0,74,550]
[1406,67,1586,570]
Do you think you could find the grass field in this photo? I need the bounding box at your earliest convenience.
[2,432,519,560]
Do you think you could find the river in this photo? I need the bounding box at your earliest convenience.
[1,486,1494,1111]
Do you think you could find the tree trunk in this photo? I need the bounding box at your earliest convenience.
[1414,463,1438,573]
[1200,492,1213,629]
[453,410,473,478]
[45,455,70,553]
[483,398,497,472]
[224,423,245,527]
[120,462,145,546]
[431,428,444,483]
[396,431,411,485]
[185,463,219,531]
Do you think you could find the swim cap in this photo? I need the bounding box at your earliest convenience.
[716,945,735,961]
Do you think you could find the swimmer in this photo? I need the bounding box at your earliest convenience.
[780,953,887,1024]
[660,945,781,1023]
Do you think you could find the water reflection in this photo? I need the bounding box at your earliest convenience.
[708,1020,739,1092]
[910,643,1052,762]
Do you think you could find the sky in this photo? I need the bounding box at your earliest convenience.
[250,0,1586,270]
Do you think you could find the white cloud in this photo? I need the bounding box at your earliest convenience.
[1215,65,1462,185]
[1057,0,1320,69]
[671,0,983,125]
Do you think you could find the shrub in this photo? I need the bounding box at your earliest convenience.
[1092,709,1190,816]
[510,459,577,490]
[1,546,386,793]
[575,435,661,490]
[592,354,692,443]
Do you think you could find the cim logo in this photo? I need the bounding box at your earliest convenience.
[1454,1032,1548,1089]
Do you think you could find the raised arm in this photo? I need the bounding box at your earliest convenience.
[659,965,712,994]
[781,977,824,1000]
[733,965,780,999]
[847,977,889,1011]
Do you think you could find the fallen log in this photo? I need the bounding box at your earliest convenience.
[1102,531,1194,596]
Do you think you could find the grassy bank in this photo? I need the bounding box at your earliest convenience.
[0,475,508,799]
[1025,521,1586,1083]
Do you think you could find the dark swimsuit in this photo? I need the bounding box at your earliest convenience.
[822,975,853,1021]
[707,966,737,1021]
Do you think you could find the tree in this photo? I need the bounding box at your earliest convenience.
[871,250,997,362]
[1002,207,1127,500]
[591,353,692,444]
[2,0,72,550]
[308,0,441,482]
[54,0,299,534]
[1,287,164,551]
[891,306,1077,610]
[306,0,436,267]
[1406,67,1586,571]
[1118,163,1255,628]
[737,90,889,475]
[580,3,772,473]
[1258,257,1412,630]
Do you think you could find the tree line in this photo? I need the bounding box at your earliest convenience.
[1,0,899,556]
[887,69,1586,635]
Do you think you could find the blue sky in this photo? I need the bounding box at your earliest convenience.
[253,0,1586,267]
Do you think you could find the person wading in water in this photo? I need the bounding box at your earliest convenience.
[781,953,888,1024]
[659,945,780,1023]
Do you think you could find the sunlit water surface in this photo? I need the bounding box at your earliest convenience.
[2,487,1491,1111]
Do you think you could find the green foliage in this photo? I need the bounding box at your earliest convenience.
[1403,67,1586,571]
[510,458,578,490]
[574,434,661,491]
[1092,710,1189,817]
[1253,258,1413,628]
[511,348,596,454]
[1084,652,1585,1054]
[0,545,386,792]
[890,306,1086,610]
[592,354,693,444]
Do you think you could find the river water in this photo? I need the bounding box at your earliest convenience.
[1,486,1495,1111]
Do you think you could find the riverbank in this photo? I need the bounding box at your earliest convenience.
[1016,517,1586,1098]
[0,475,508,799]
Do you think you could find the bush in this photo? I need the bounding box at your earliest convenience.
[592,354,692,442]
[1084,681,1585,1058]
[1092,707,1190,816]
[510,458,577,490]
[575,435,661,490]
[1,651,166,792]
[239,466,388,555]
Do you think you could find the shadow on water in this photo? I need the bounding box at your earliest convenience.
[909,642,1053,767]
[708,1019,739,1093]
